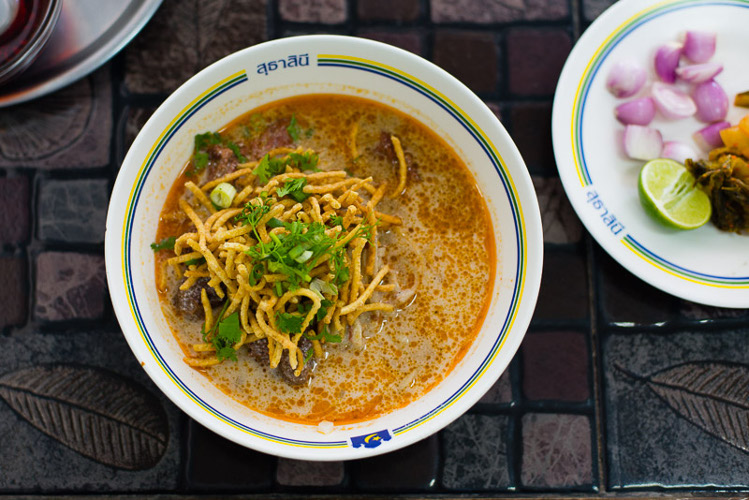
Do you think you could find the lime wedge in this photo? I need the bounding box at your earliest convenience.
[638,158,711,230]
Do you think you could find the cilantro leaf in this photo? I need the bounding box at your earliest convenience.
[150,236,176,252]
[329,215,343,227]
[224,140,248,163]
[184,257,206,267]
[253,154,287,183]
[316,299,333,321]
[276,177,309,202]
[213,312,241,361]
[248,262,265,286]
[276,311,305,334]
[287,115,301,142]
[194,132,222,151]
[236,199,271,228]
[305,325,341,343]
[288,151,319,172]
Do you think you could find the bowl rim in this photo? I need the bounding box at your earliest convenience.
[105,34,543,461]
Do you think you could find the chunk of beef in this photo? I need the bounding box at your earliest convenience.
[376,131,397,164]
[375,131,419,181]
[246,120,294,159]
[247,336,314,386]
[205,144,238,181]
[173,277,223,319]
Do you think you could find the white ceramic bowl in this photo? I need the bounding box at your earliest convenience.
[105,35,543,461]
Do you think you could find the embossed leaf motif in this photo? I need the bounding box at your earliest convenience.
[0,364,168,470]
[623,362,749,453]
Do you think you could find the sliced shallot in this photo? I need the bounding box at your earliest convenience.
[661,141,698,164]
[675,62,723,83]
[654,42,682,83]
[615,97,656,125]
[693,121,730,151]
[651,82,697,119]
[693,79,729,122]
[623,124,663,161]
[683,30,716,63]
[606,59,647,98]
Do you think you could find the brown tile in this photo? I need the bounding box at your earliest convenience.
[433,31,498,94]
[583,0,617,22]
[358,0,419,21]
[125,0,267,94]
[279,0,347,23]
[598,249,676,325]
[0,256,27,328]
[432,0,568,23]
[357,31,424,56]
[521,413,593,487]
[522,331,589,402]
[187,420,273,490]
[533,176,584,244]
[511,102,554,172]
[0,68,111,169]
[535,251,588,320]
[0,177,29,245]
[34,252,106,322]
[478,368,512,404]
[353,436,438,490]
[484,101,503,123]
[276,459,344,486]
[506,28,571,97]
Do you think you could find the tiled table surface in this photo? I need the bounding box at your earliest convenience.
[0,0,747,496]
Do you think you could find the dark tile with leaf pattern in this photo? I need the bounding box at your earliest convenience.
[441,414,511,490]
[521,413,593,489]
[433,31,499,95]
[276,459,344,487]
[125,0,267,94]
[187,419,274,490]
[118,106,158,165]
[597,248,677,325]
[0,68,111,169]
[603,330,749,489]
[352,435,438,491]
[0,176,30,245]
[0,256,27,328]
[679,300,749,321]
[534,250,588,321]
[38,179,109,244]
[0,329,181,491]
[522,331,589,402]
[533,176,584,244]
[506,28,571,97]
[431,0,568,23]
[34,252,107,322]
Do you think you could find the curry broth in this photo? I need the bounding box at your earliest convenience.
[155,94,494,424]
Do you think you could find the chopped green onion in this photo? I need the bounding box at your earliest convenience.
[294,250,313,263]
[310,278,338,297]
[267,217,284,229]
[210,182,236,209]
[288,244,307,260]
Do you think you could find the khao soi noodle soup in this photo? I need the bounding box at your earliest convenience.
[153,94,495,424]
